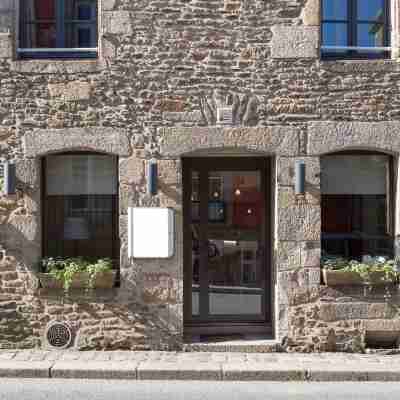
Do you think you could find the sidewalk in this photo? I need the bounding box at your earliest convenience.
[1,350,400,381]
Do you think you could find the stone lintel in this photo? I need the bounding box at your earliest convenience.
[308,121,400,155]
[159,126,300,158]
[24,128,131,158]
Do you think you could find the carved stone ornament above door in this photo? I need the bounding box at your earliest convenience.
[200,89,260,127]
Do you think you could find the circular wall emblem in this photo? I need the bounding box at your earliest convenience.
[45,321,73,349]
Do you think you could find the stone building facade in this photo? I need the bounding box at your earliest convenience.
[1,0,400,351]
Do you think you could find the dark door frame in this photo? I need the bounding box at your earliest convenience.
[182,156,273,336]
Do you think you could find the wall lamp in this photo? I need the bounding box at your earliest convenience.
[2,161,16,196]
[147,159,158,196]
[295,160,306,195]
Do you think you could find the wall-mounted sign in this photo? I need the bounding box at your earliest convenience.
[128,208,175,259]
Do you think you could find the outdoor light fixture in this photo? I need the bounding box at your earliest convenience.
[147,158,158,196]
[295,160,306,195]
[3,161,16,196]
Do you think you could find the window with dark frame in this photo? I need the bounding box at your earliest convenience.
[321,0,391,59]
[19,0,98,59]
[321,153,394,261]
[42,154,119,270]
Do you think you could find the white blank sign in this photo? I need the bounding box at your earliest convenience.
[128,208,175,258]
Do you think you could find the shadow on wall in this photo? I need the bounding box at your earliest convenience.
[159,179,180,204]
[0,193,41,287]
[0,195,182,350]
[0,253,182,350]
[0,255,40,349]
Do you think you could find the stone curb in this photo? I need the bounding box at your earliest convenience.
[0,362,52,378]
[222,364,307,381]
[51,361,139,380]
[0,361,400,381]
[137,362,222,381]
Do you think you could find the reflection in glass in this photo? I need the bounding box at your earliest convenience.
[357,0,384,21]
[322,23,348,46]
[206,171,264,316]
[191,171,200,315]
[65,0,98,48]
[323,0,348,20]
[20,0,98,49]
[45,155,117,260]
[321,0,389,59]
[357,23,384,47]
[20,0,56,48]
[321,155,393,260]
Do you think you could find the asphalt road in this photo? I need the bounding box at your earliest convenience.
[1,379,400,400]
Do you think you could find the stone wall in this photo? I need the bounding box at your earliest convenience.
[287,286,400,353]
[0,0,400,350]
[0,192,181,350]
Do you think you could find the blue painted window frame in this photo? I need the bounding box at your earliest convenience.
[19,0,98,60]
[321,0,391,60]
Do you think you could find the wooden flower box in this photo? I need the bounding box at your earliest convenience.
[322,269,395,286]
[38,271,117,290]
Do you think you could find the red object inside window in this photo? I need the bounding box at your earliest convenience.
[233,190,263,229]
[34,0,56,47]
[35,0,55,20]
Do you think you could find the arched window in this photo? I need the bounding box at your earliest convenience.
[42,153,119,263]
[321,151,393,260]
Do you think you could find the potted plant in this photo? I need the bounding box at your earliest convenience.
[38,257,116,291]
[322,256,399,286]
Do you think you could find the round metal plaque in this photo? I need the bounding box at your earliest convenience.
[45,322,73,349]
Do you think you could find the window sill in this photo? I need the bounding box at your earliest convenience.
[319,58,400,73]
[10,58,106,74]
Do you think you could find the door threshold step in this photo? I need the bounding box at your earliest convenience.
[183,335,281,352]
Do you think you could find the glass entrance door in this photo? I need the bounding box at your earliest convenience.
[183,158,271,334]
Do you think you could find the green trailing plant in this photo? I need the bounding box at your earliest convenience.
[322,255,399,284]
[40,257,113,291]
[87,258,114,290]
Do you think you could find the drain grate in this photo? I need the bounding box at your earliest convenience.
[45,322,73,349]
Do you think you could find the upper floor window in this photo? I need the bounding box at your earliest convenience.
[19,0,98,59]
[321,0,391,59]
